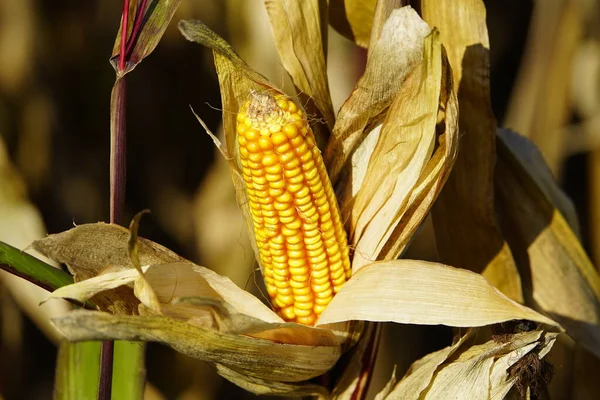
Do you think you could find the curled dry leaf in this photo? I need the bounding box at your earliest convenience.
[496,133,600,359]
[388,329,558,399]
[347,29,458,271]
[264,0,335,135]
[52,310,340,383]
[324,7,431,187]
[422,0,523,303]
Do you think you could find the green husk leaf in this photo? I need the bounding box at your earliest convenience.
[54,341,101,400]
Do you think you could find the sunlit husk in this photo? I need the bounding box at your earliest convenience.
[422,0,523,302]
[496,130,600,359]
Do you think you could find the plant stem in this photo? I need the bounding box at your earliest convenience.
[102,1,131,397]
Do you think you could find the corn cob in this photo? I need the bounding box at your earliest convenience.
[236,92,352,325]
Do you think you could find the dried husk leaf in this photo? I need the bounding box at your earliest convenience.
[33,223,183,315]
[38,224,345,347]
[330,323,380,399]
[422,0,523,302]
[498,129,579,235]
[264,0,335,134]
[389,330,557,399]
[386,330,474,399]
[216,364,329,398]
[178,20,284,271]
[328,0,378,48]
[495,134,600,358]
[347,30,458,271]
[52,310,341,383]
[316,260,558,328]
[324,6,431,187]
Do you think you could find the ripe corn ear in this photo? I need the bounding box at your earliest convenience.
[236,92,352,325]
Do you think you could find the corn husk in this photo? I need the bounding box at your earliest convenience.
[264,0,335,136]
[328,0,379,48]
[421,0,523,302]
[388,329,558,399]
[495,130,600,359]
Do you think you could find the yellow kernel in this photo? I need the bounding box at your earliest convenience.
[288,249,305,258]
[236,112,246,123]
[245,129,259,141]
[272,132,287,146]
[285,218,302,230]
[265,163,282,174]
[304,168,318,181]
[295,142,309,155]
[287,182,304,193]
[288,101,298,113]
[290,135,304,147]
[297,315,316,325]
[294,301,314,311]
[315,287,333,299]
[266,173,281,182]
[279,207,296,217]
[285,158,301,169]
[333,275,346,286]
[279,151,296,164]
[314,304,329,314]
[294,307,313,317]
[280,306,295,320]
[258,137,273,150]
[284,167,301,179]
[262,154,278,167]
[289,258,307,268]
[276,99,288,111]
[274,280,290,289]
[275,142,291,153]
[270,180,286,190]
[290,278,309,288]
[275,295,294,308]
[269,124,282,133]
[307,248,324,258]
[304,228,320,237]
[287,241,304,250]
[312,282,331,294]
[292,286,311,296]
[305,235,322,246]
[268,187,285,197]
[311,268,329,279]
[289,174,304,184]
[283,123,298,139]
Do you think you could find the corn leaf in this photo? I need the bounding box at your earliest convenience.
[264,0,335,132]
[347,30,458,271]
[216,364,329,398]
[495,134,600,359]
[110,0,182,74]
[52,310,341,383]
[324,6,431,186]
[328,0,378,48]
[422,0,523,302]
[316,260,558,327]
[389,330,557,399]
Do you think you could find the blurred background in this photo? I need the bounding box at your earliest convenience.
[0,0,598,398]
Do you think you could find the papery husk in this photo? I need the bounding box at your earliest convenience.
[495,133,600,359]
[324,6,431,187]
[264,0,335,138]
[216,364,329,398]
[346,29,458,271]
[388,329,557,399]
[33,223,183,315]
[37,223,349,347]
[421,0,523,303]
[316,260,558,328]
[52,310,340,383]
[328,0,379,48]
